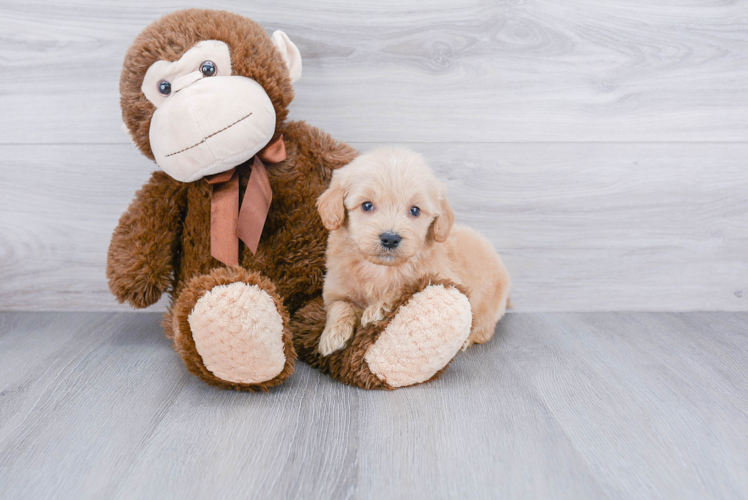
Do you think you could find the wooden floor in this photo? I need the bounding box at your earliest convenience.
[1,312,746,499]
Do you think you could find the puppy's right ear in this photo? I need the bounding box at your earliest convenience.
[432,197,455,243]
[317,175,346,230]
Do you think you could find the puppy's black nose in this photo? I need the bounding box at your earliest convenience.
[379,232,401,249]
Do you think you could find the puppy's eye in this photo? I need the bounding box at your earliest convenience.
[158,80,171,96]
[410,206,421,217]
[200,61,217,77]
[362,201,374,212]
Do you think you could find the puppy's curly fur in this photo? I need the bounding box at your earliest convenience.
[317,147,511,355]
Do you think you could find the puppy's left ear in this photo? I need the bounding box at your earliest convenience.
[432,197,455,243]
[317,175,346,230]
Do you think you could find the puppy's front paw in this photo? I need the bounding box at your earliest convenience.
[318,321,354,356]
[361,302,390,327]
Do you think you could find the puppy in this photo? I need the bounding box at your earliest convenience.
[316,147,511,356]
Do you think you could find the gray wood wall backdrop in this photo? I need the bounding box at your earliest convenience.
[0,0,747,312]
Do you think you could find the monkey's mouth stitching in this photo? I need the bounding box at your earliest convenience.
[165,112,253,157]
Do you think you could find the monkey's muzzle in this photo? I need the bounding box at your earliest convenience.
[149,75,276,183]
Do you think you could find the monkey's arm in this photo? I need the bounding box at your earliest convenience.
[107,171,186,308]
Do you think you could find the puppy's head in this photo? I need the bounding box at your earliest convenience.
[317,147,454,266]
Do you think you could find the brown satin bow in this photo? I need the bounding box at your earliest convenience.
[205,135,286,266]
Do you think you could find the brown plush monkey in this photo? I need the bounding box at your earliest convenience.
[109,9,473,391]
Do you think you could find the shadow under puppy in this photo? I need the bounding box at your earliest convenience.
[316,147,511,356]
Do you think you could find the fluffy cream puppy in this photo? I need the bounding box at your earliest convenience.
[316,147,511,356]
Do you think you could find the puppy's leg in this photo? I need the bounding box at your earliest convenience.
[319,301,360,356]
[438,225,511,349]
[465,245,511,346]
[467,288,509,346]
[361,291,400,327]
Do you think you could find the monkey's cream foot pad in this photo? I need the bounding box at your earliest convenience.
[365,285,472,388]
[188,282,286,384]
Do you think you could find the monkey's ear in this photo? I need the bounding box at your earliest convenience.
[317,175,347,231]
[432,197,455,243]
[271,30,302,84]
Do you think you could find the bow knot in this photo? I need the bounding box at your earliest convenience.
[205,134,286,266]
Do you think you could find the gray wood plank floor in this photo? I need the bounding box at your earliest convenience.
[1,312,746,500]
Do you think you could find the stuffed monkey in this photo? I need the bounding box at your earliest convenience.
[109,9,473,391]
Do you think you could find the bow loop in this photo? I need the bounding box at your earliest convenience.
[206,135,287,266]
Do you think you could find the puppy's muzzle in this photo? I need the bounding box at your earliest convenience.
[379,232,401,249]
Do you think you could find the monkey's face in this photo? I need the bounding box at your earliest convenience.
[120,10,301,183]
[141,40,277,182]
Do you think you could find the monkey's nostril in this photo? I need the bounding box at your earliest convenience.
[379,232,401,249]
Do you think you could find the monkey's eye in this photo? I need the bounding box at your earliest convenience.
[158,80,171,96]
[200,60,217,77]
[410,206,421,217]
[362,202,374,212]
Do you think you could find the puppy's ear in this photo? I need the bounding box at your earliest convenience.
[432,197,455,243]
[317,175,347,230]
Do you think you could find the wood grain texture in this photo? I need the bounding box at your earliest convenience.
[1,143,745,312]
[1,311,747,499]
[0,0,747,144]
[0,1,746,312]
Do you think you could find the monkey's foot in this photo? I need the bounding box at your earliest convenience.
[364,284,472,388]
[169,267,295,391]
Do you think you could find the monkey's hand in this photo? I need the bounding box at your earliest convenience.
[107,171,186,309]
